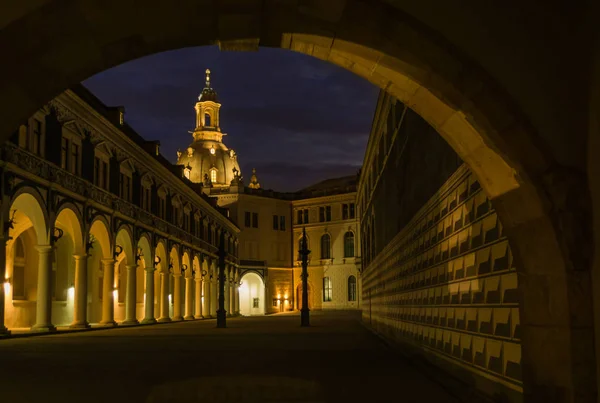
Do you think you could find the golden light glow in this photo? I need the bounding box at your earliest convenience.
[68,286,75,299]
[210,169,217,183]
[3,279,10,294]
[210,147,215,155]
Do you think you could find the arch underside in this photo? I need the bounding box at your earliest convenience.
[0,1,593,402]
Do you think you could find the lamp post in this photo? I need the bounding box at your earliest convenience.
[300,227,310,327]
[216,231,227,328]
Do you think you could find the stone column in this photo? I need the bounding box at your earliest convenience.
[142,265,156,324]
[235,281,240,316]
[225,270,231,317]
[194,276,203,319]
[205,277,212,318]
[211,275,217,317]
[158,271,171,322]
[122,264,138,325]
[0,239,10,336]
[184,275,194,320]
[229,281,235,317]
[32,245,56,332]
[99,258,116,326]
[172,273,183,321]
[70,254,90,329]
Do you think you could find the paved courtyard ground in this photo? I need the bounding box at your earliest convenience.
[0,311,458,403]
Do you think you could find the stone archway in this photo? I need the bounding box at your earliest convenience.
[0,1,594,401]
[239,272,265,316]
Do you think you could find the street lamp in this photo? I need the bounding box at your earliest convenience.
[300,227,311,327]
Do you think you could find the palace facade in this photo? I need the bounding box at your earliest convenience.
[0,83,241,334]
[0,69,363,333]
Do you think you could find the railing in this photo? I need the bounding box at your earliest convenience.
[3,142,226,257]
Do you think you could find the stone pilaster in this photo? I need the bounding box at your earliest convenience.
[184,274,194,320]
[99,258,116,327]
[32,245,56,332]
[194,276,203,319]
[142,265,156,324]
[157,271,171,322]
[0,238,10,336]
[70,254,90,329]
[122,264,138,325]
[172,273,183,321]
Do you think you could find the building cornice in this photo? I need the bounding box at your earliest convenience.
[56,90,238,234]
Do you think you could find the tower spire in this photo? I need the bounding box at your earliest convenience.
[205,69,211,88]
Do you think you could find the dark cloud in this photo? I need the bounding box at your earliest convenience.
[242,161,362,193]
[84,46,378,191]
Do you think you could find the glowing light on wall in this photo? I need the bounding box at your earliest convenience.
[168,294,172,302]
[113,288,118,298]
[68,286,75,299]
[3,279,10,294]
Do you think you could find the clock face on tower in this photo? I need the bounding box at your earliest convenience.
[210,147,215,155]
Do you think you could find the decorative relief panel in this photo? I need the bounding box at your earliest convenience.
[362,166,521,391]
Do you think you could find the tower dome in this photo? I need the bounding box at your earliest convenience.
[177,69,241,187]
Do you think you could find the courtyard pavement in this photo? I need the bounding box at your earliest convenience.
[0,311,458,403]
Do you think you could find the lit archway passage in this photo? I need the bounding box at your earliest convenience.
[239,272,266,316]
[0,1,595,402]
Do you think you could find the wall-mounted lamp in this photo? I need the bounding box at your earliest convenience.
[113,244,123,259]
[4,209,16,235]
[181,264,188,273]
[86,234,96,254]
[154,255,162,268]
[168,259,174,273]
[136,247,144,263]
[201,269,207,279]
[51,227,64,243]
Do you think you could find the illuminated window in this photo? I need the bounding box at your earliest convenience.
[210,169,217,183]
[323,277,332,302]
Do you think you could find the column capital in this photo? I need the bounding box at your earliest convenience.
[173,272,182,278]
[35,244,53,254]
[125,264,138,270]
[101,258,116,265]
[73,254,89,260]
[144,266,156,273]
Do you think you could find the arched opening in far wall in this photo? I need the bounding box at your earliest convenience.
[239,272,265,316]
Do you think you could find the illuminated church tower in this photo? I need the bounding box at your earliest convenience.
[177,69,241,187]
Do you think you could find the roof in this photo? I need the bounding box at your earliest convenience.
[299,175,358,192]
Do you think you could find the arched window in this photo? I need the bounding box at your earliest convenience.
[348,275,357,301]
[210,169,217,183]
[320,233,331,259]
[344,231,355,258]
[323,277,332,302]
[205,113,211,126]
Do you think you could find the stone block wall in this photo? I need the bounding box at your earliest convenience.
[362,165,522,401]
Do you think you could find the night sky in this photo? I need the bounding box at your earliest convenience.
[83,46,379,192]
